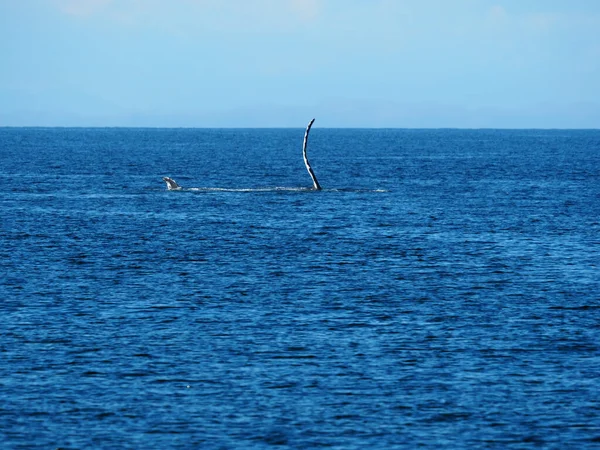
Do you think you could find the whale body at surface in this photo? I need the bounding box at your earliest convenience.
[162,177,182,190]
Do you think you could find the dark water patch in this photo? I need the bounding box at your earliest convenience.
[549,305,600,311]
[82,371,104,377]
[271,355,317,360]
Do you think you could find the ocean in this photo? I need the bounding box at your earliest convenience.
[1,127,599,449]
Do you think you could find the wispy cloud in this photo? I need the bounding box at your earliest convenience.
[486,4,600,34]
[488,5,508,24]
[525,12,559,33]
[52,0,323,30]
[288,0,320,22]
[54,0,113,17]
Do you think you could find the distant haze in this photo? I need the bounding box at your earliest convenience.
[1,0,599,128]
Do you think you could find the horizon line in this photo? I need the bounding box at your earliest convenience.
[1,125,599,131]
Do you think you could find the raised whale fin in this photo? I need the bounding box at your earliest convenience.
[162,177,182,190]
[302,118,321,191]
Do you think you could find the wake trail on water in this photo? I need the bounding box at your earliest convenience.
[163,186,388,193]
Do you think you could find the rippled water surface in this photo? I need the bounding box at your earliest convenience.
[1,127,599,449]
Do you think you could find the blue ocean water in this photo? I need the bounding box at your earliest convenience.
[1,127,599,449]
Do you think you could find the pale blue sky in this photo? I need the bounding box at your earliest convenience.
[1,0,599,127]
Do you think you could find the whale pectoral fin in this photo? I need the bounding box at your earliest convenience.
[302,118,321,190]
[162,177,182,190]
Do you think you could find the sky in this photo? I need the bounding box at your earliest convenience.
[1,0,599,127]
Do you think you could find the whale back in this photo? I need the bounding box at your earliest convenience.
[163,177,182,190]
